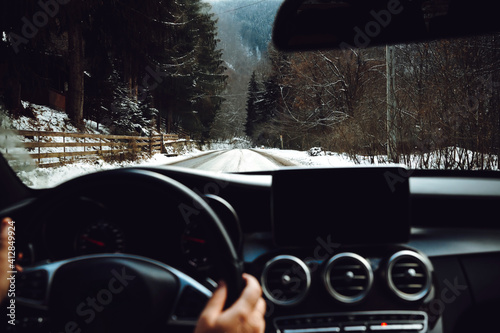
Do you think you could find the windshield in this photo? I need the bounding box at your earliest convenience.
[0,0,499,189]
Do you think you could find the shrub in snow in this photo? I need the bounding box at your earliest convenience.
[308,147,324,156]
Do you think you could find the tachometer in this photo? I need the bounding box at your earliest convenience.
[75,221,125,255]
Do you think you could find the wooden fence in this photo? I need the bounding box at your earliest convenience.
[4,130,180,168]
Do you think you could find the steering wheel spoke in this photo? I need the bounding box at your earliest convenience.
[17,266,52,311]
[18,254,212,331]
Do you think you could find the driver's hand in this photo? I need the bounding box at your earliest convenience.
[195,273,266,333]
[0,217,22,303]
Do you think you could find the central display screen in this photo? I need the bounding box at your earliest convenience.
[272,167,410,247]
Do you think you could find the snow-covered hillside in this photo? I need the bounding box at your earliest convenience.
[0,103,205,188]
[13,102,111,134]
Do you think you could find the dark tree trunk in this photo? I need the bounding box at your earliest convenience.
[167,106,173,133]
[67,18,85,131]
[5,75,22,115]
[156,114,161,133]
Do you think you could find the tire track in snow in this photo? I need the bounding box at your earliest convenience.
[167,149,293,172]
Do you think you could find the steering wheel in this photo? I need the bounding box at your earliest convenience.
[18,169,244,333]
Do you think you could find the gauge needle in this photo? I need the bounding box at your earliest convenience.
[82,235,105,247]
[183,236,206,244]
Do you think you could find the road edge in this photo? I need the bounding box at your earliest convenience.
[250,149,299,167]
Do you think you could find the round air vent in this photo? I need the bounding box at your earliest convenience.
[386,250,433,301]
[261,255,311,306]
[323,253,373,304]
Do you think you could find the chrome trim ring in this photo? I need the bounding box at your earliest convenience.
[261,255,311,306]
[386,250,433,302]
[323,252,374,304]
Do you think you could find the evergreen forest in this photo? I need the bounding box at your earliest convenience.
[0,0,226,139]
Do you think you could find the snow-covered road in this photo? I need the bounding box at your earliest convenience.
[169,149,289,172]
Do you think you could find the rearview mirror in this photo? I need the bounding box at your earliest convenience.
[272,0,500,51]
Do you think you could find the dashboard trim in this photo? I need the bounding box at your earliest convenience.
[323,252,374,304]
[386,250,433,302]
[273,311,428,333]
[261,255,311,306]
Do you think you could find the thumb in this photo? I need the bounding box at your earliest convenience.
[201,281,228,318]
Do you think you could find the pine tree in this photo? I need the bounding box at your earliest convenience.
[260,76,279,123]
[245,72,261,138]
[191,3,227,139]
[148,0,227,139]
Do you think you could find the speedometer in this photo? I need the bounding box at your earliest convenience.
[181,222,211,270]
[75,221,125,255]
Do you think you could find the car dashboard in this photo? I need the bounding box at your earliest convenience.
[1,166,500,333]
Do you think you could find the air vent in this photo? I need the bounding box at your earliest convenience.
[261,255,311,306]
[323,253,373,304]
[387,250,433,302]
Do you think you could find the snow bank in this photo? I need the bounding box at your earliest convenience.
[16,148,212,189]
[258,147,498,171]
[255,148,388,168]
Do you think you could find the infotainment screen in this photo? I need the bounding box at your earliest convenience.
[272,167,410,247]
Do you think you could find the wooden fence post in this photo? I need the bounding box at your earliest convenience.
[38,134,41,165]
[63,135,65,164]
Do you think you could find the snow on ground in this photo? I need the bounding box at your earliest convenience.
[255,148,391,168]
[4,102,497,189]
[4,102,115,165]
[16,101,110,135]
[1,102,210,188]
[16,149,209,189]
[171,149,281,172]
[257,147,498,170]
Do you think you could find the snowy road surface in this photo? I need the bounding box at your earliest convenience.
[168,149,291,172]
